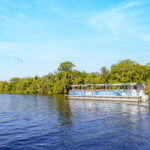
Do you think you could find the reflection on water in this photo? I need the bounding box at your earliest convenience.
[0,94,150,149]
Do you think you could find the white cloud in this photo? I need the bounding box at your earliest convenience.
[18,13,27,20]
[0,42,30,60]
[142,34,150,42]
[119,0,150,10]
[90,0,150,35]
[0,42,27,51]
[0,41,75,63]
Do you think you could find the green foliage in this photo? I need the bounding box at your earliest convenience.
[146,62,150,66]
[58,61,75,72]
[0,60,150,95]
[100,67,109,83]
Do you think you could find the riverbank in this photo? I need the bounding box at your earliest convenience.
[0,60,150,95]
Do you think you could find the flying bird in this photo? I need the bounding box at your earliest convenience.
[14,57,23,62]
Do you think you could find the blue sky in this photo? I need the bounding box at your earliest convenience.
[0,0,150,80]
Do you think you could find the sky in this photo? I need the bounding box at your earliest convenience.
[0,0,150,81]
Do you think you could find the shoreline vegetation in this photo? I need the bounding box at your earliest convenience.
[0,60,150,96]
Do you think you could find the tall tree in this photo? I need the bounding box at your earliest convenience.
[100,67,109,83]
[57,61,75,93]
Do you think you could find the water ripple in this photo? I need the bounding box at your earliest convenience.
[0,95,150,149]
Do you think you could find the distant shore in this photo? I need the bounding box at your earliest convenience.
[0,60,150,96]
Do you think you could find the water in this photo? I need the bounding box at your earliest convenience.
[0,94,150,150]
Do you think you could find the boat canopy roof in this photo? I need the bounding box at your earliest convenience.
[70,83,143,87]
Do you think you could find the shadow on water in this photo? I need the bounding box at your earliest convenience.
[55,95,73,125]
[50,95,74,147]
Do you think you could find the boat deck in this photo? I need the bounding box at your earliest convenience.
[66,95,143,102]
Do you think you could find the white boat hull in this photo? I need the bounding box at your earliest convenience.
[66,95,147,102]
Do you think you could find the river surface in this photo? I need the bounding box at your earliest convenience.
[0,94,150,150]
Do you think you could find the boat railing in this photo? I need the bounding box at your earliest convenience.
[70,89,136,92]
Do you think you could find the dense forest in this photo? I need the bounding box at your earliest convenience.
[0,59,150,95]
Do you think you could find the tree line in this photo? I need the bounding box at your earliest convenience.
[0,59,150,95]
